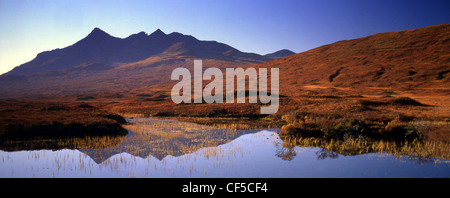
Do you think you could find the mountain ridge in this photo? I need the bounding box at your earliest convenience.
[4,28,288,76]
[0,27,294,97]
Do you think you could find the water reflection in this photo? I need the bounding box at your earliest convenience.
[80,117,263,163]
[0,117,449,178]
[315,149,339,160]
[406,155,435,165]
[275,141,296,161]
[0,117,262,163]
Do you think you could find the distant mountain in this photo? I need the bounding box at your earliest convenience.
[1,28,291,97]
[264,49,295,58]
[5,28,272,76]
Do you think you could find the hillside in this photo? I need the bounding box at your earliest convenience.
[241,23,450,139]
[253,23,450,95]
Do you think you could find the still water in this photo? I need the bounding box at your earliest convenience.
[0,117,449,178]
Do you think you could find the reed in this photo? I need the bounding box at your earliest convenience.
[282,136,450,159]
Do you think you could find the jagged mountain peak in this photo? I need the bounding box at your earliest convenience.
[149,29,166,38]
[87,27,111,38]
[125,31,148,40]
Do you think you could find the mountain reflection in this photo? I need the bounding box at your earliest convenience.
[0,117,262,163]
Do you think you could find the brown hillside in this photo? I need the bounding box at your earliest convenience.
[252,23,450,96]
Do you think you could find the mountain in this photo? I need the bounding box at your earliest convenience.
[1,24,448,102]
[0,28,294,97]
[264,49,296,59]
[5,28,271,76]
[252,23,450,97]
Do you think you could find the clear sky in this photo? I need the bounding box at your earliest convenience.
[0,0,449,75]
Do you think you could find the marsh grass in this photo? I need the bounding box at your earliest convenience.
[0,135,125,151]
[0,116,256,163]
[281,136,450,159]
[278,113,450,159]
[174,117,272,130]
[67,117,261,162]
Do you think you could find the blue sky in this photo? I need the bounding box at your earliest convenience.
[0,0,449,75]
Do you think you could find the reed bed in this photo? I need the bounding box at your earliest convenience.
[36,117,258,164]
[0,135,125,151]
[282,136,450,159]
[174,117,269,130]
